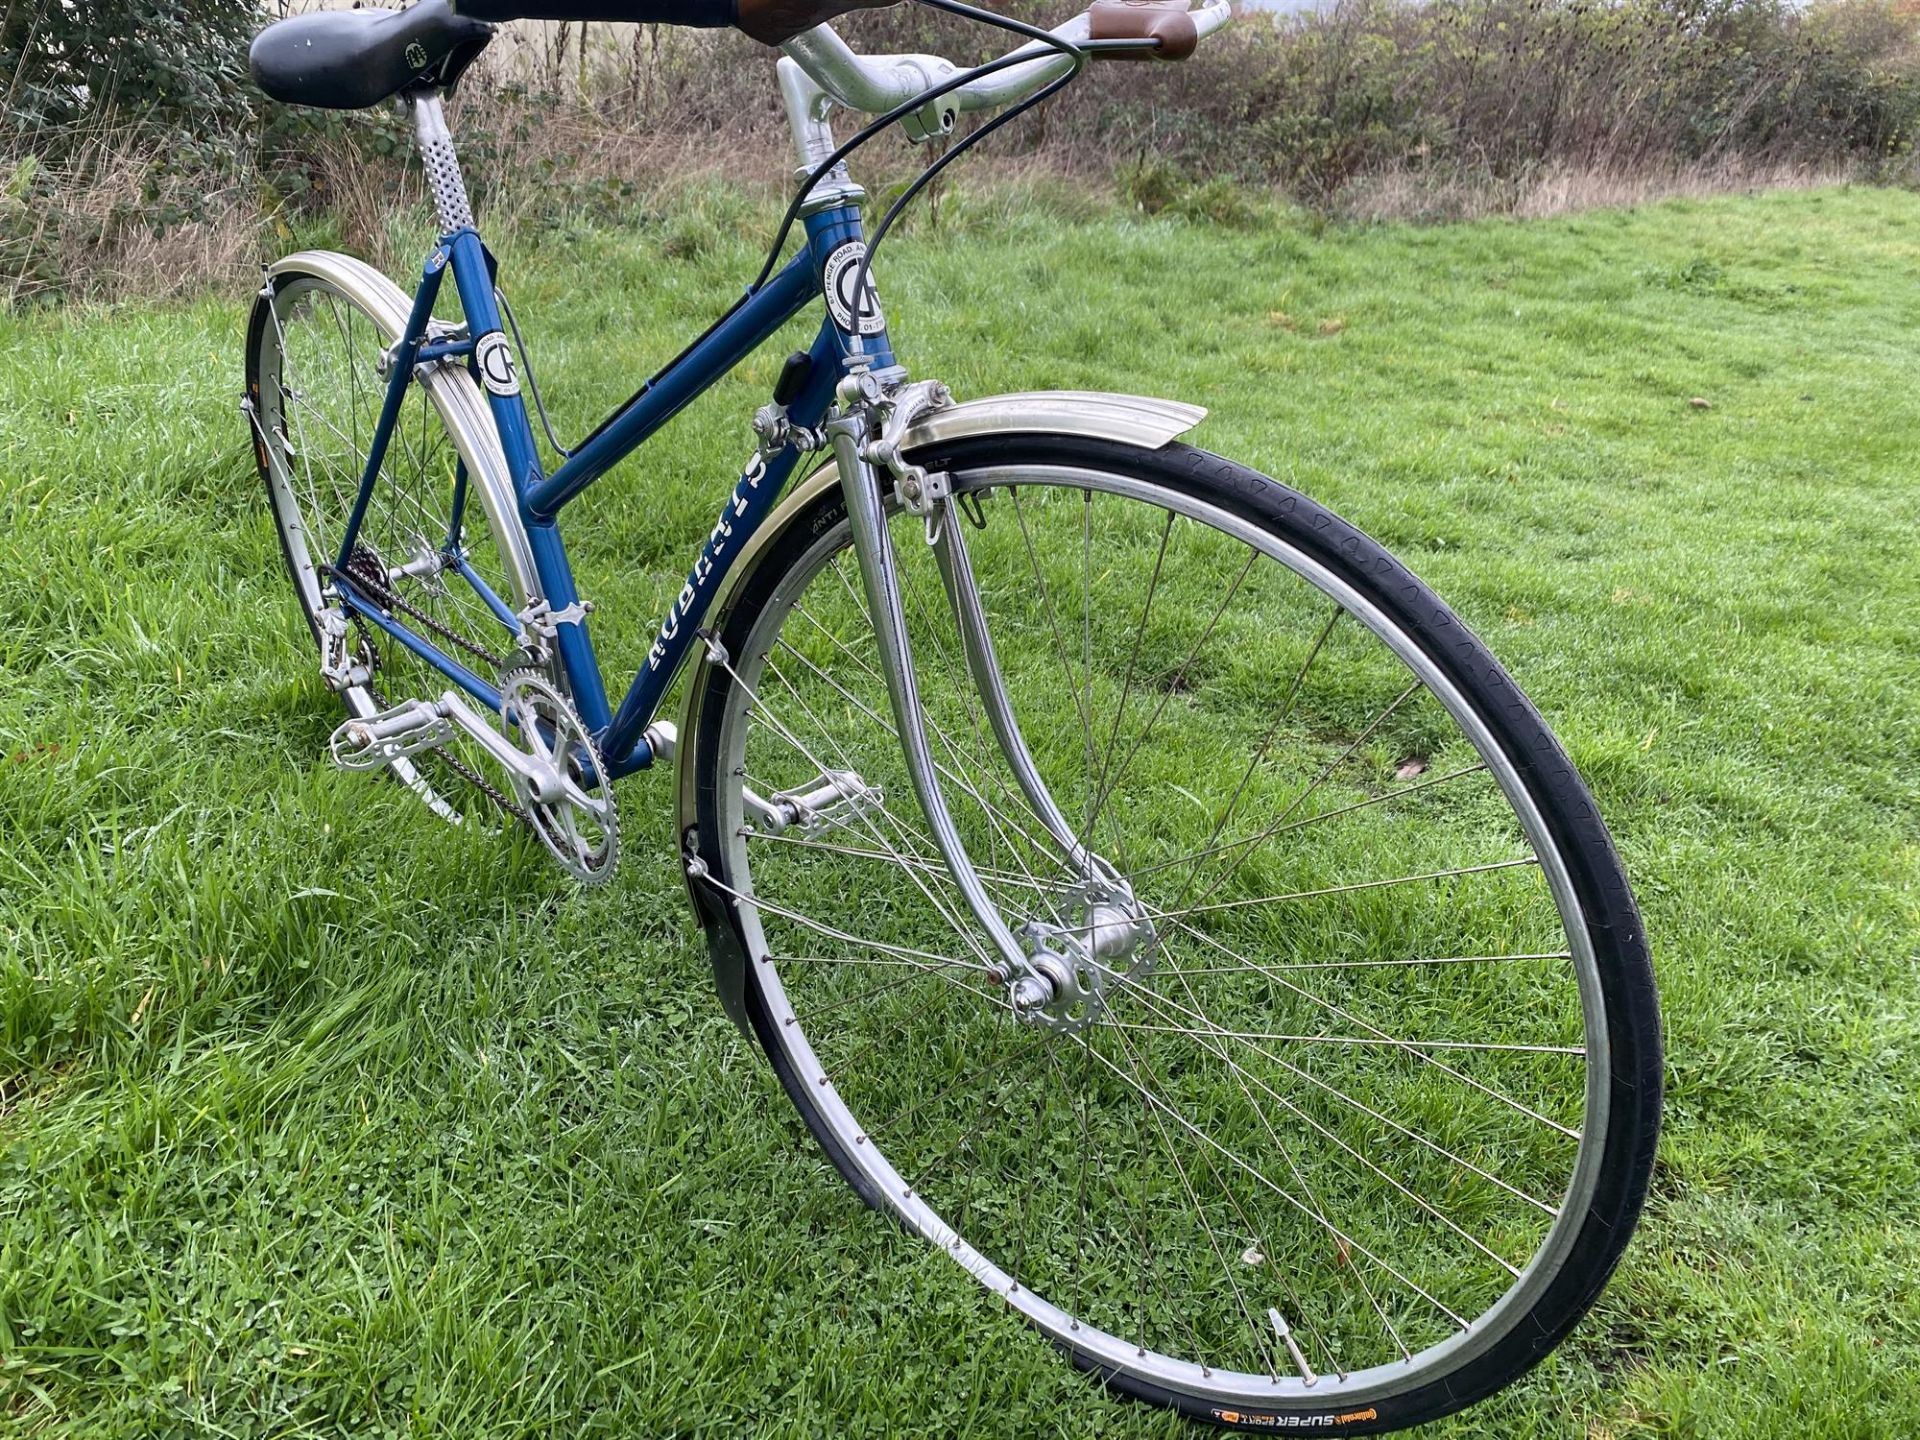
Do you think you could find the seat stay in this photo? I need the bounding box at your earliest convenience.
[334,250,449,577]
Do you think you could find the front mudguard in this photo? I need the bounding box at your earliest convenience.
[673,389,1206,1032]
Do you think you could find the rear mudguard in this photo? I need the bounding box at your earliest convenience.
[672,389,1206,1031]
[247,250,540,611]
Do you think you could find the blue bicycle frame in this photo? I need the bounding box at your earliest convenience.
[327,202,894,779]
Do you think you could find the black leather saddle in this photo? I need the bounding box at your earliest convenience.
[250,0,494,111]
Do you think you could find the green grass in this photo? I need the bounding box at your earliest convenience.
[3,179,1919,1436]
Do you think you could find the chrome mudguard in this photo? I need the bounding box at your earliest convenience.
[900,389,1206,453]
[257,250,540,612]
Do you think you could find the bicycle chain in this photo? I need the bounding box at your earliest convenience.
[336,549,510,673]
[328,551,530,824]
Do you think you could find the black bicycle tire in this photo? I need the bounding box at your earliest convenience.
[688,432,1662,1434]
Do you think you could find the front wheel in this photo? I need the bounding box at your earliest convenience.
[685,434,1660,1432]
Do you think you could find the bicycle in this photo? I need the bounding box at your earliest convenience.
[242,0,1662,1429]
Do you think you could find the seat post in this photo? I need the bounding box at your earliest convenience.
[410,93,475,234]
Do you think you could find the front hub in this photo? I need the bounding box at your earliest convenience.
[999,883,1156,1034]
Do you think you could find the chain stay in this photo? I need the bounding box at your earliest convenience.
[328,555,529,823]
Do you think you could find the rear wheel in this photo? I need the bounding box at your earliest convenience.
[246,260,543,821]
[686,434,1660,1432]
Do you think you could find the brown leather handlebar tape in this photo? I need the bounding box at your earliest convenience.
[1087,0,1198,60]
[735,0,900,46]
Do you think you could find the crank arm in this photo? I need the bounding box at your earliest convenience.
[827,407,1029,978]
[430,690,566,803]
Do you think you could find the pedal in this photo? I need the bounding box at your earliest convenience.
[329,699,455,772]
[749,769,883,837]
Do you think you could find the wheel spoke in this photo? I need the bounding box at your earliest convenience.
[1109,958,1563,1214]
[701,455,1636,1401]
[1085,548,1258,849]
[1149,856,1544,925]
[1135,762,1490,881]
[1088,1018,1475,1333]
[1159,916,1583,1141]
[1168,678,1426,918]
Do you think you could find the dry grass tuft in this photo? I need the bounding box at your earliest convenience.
[2,140,261,307]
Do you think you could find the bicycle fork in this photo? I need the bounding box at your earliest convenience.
[825,377,1155,1031]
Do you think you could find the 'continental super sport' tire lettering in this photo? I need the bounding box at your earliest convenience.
[647,450,769,672]
[1208,1408,1379,1429]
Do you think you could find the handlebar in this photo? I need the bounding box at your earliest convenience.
[780,0,1232,127]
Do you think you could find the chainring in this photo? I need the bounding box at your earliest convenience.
[498,670,620,883]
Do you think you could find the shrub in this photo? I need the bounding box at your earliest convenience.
[5,0,1920,303]
[2,0,255,157]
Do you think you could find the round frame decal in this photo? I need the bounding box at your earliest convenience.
[823,242,887,337]
[475,331,520,396]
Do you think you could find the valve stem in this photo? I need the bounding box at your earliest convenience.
[1268,1307,1318,1387]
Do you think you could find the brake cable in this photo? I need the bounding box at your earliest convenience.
[571,6,1152,454]
[495,284,576,458]
[747,38,1078,295]
[845,0,1164,342]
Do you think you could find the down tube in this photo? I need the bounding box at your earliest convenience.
[602,320,845,770]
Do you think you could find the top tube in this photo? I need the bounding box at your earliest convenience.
[522,202,890,522]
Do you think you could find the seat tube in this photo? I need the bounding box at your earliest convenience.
[418,90,613,740]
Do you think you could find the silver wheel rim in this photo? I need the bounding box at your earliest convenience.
[710,462,1611,1410]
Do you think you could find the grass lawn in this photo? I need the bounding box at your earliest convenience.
[3,181,1918,1437]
